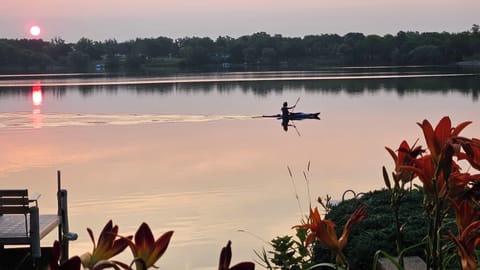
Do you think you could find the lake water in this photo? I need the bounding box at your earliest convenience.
[0,67,479,269]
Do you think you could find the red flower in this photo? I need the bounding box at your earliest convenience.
[127,223,173,269]
[460,138,480,171]
[448,172,480,201]
[417,116,471,164]
[80,220,132,269]
[403,155,446,196]
[218,241,255,270]
[451,200,480,234]
[449,220,480,270]
[293,205,367,265]
[385,140,424,184]
[386,140,424,169]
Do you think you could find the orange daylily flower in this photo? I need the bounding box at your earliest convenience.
[80,220,132,269]
[218,241,255,270]
[385,140,424,184]
[402,152,479,200]
[402,155,446,196]
[128,223,173,270]
[294,205,367,265]
[448,172,480,201]
[451,200,480,234]
[449,220,480,270]
[386,140,424,170]
[417,116,471,164]
[470,138,480,169]
[460,138,480,171]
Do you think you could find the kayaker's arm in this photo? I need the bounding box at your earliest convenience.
[290,97,300,112]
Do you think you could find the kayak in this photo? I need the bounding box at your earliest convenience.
[262,112,320,120]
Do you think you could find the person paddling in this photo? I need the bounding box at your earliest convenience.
[281,101,296,119]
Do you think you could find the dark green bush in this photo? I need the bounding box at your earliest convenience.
[313,189,426,269]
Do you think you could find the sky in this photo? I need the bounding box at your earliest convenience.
[1,0,479,43]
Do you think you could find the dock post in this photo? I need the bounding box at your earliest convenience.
[29,206,41,259]
[57,170,77,263]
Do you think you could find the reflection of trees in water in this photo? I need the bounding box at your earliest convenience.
[0,86,32,98]
[0,76,479,101]
[51,86,67,97]
[221,76,480,100]
[0,86,69,98]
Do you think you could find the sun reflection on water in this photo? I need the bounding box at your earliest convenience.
[31,81,44,128]
[32,81,43,106]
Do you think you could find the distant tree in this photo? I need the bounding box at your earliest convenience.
[341,33,367,65]
[134,37,175,58]
[2,28,480,72]
[394,31,408,53]
[115,40,134,56]
[67,50,90,71]
[179,45,209,66]
[14,38,48,53]
[379,34,395,63]
[177,37,214,66]
[278,37,306,59]
[242,47,257,64]
[344,32,365,46]
[103,39,119,56]
[446,33,471,62]
[214,36,235,62]
[249,32,275,52]
[407,45,443,64]
[125,53,146,71]
[337,43,353,65]
[0,41,16,65]
[363,35,384,64]
[303,34,342,64]
[472,24,479,34]
[32,52,53,70]
[226,37,248,63]
[47,37,72,62]
[0,39,51,71]
[104,53,121,71]
[215,36,234,52]
[74,38,102,60]
[261,47,277,65]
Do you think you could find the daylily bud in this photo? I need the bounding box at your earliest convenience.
[79,252,92,268]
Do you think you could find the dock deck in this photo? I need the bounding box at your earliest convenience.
[0,214,59,244]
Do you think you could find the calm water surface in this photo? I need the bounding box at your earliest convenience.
[0,68,479,269]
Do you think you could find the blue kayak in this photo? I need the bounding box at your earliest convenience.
[262,112,320,120]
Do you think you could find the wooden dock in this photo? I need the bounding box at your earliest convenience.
[0,214,59,242]
[0,171,76,267]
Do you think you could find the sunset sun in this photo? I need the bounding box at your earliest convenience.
[29,25,41,37]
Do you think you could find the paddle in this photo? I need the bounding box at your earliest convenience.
[289,97,301,136]
[291,97,300,113]
[290,120,301,137]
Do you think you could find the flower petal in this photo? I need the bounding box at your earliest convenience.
[218,241,232,270]
[418,119,437,159]
[149,230,174,265]
[229,262,255,270]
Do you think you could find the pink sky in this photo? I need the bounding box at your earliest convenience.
[1,0,479,42]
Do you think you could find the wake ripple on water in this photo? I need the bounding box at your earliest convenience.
[0,112,254,130]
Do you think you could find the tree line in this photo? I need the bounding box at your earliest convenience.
[1,24,479,73]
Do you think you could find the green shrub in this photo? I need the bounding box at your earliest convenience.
[313,189,426,269]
